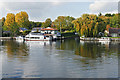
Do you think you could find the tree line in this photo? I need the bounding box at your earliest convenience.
[0,11,120,37]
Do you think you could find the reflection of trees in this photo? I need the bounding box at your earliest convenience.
[75,41,119,59]
[56,39,118,59]
[4,41,29,62]
[56,39,118,67]
[56,39,78,50]
[75,42,104,59]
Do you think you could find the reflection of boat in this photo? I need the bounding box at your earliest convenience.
[15,36,24,42]
[98,37,111,41]
[99,41,110,45]
[25,41,56,48]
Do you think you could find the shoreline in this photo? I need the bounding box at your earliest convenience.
[1,37,120,41]
[0,37,16,40]
[80,37,120,41]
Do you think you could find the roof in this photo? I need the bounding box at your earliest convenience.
[41,27,58,31]
[109,28,120,34]
[19,28,28,31]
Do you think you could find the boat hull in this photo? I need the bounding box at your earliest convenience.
[25,39,50,41]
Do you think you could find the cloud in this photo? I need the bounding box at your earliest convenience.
[0,2,60,21]
[89,1,118,14]
[1,0,119,2]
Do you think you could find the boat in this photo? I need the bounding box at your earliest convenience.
[98,37,111,41]
[15,36,25,42]
[40,27,61,40]
[16,27,62,41]
[25,32,53,41]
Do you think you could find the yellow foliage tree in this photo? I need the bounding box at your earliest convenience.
[15,11,29,28]
[4,13,19,37]
[4,13,15,30]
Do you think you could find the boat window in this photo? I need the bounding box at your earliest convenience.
[35,37,40,39]
[30,37,40,39]
[46,36,49,37]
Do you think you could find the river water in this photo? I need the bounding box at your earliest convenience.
[0,38,119,78]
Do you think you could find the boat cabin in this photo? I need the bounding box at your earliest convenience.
[40,27,58,34]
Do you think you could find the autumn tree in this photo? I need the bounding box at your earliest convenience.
[15,11,30,29]
[72,14,107,37]
[2,17,5,26]
[3,13,19,37]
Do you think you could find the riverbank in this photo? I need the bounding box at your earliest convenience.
[80,37,120,41]
[0,37,16,40]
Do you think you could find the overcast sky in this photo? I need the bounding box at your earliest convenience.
[0,0,119,22]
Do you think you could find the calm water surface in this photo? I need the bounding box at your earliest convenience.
[0,38,119,78]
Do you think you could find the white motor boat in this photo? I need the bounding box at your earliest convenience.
[98,37,111,41]
[25,32,53,41]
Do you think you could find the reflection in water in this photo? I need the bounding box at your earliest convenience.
[2,41,29,62]
[1,39,119,78]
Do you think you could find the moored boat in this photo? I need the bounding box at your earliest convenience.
[98,37,111,41]
[25,32,52,41]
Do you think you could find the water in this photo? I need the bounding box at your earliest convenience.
[0,38,119,78]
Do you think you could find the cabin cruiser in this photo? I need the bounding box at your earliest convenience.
[16,27,62,41]
[98,37,111,41]
[25,32,53,41]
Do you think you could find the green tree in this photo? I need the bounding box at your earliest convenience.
[44,18,52,27]
[110,14,120,28]
[54,16,75,32]
[98,12,102,17]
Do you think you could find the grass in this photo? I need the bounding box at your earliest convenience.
[109,37,120,38]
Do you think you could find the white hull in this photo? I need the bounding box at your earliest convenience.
[98,37,111,42]
[25,32,52,41]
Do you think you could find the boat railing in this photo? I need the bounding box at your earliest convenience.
[31,33,44,35]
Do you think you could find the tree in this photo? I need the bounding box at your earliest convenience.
[2,17,5,26]
[44,18,52,27]
[29,21,42,29]
[110,14,120,28]
[15,11,30,29]
[54,16,75,32]
[106,25,111,31]
[105,13,115,17]
[72,14,107,37]
[98,12,102,17]
[4,13,15,29]
[3,13,19,37]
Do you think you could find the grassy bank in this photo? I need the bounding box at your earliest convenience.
[109,37,120,38]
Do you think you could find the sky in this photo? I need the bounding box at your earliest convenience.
[0,0,119,22]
